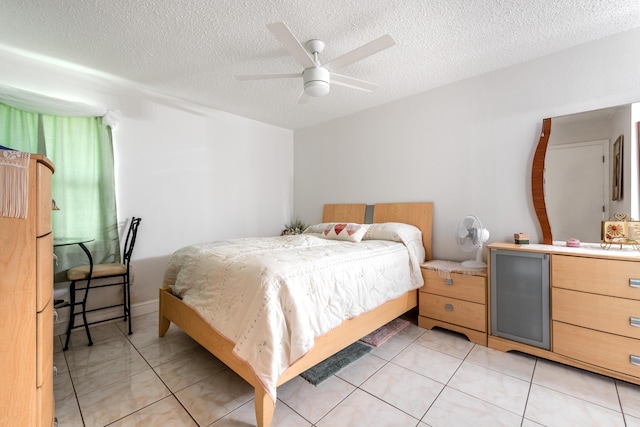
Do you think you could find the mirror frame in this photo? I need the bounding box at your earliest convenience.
[532,118,552,244]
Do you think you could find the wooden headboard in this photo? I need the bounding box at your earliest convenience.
[322,202,434,261]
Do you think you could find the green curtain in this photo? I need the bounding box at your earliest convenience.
[0,103,119,282]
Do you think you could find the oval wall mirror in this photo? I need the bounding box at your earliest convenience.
[532,104,639,244]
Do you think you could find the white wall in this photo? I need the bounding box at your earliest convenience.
[294,28,640,262]
[0,49,294,308]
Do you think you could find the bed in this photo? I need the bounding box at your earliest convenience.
[158,202,433,427]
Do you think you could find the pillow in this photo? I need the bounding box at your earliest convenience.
[321,223,369,242]
[303,223,335,234]
[364,222,426,263]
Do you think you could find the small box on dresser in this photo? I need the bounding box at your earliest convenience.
[418,261,488,345]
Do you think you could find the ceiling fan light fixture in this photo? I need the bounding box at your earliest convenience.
[303,67,330,97]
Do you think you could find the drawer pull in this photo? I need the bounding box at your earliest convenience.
[630,278,640,288]
[53,310,59,322]
[445,278,453,286]
[445,303,454,311]
[631,355,640,367]
[631,317,640,328]
[53,366,58,376]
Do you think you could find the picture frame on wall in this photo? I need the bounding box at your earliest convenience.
[612,134,623,201]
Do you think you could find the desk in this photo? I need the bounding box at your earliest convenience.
[54,238,94,351]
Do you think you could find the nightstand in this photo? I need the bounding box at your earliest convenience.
[418,260,488,345]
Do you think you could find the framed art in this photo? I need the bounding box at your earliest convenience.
[612,134,623,201]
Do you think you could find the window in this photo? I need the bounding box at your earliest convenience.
[0,102,119,281]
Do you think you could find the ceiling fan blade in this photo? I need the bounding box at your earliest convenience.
[331,73,379,92]
[297,91,310,104]
[266,22,316,69]
[324,34,396,70]
[235,73,300,81]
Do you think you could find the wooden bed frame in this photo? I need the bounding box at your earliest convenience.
[158,202,433,427]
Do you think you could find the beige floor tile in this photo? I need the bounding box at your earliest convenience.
[53,372,84,427]
[70,348,150,396]
[414,328,475,359]
[361,362,444,419]
[77,369,170,427]
[465,344,536,381]
[154,346,228,392]
[65,322,125,350]
[51,311,640,427]
[316,388,418,427]
[210,399,312,427]
[392,342,463,383]
[532,359,620,411]
[393,322,426,343]
[120,310,184,348]
[175,368,254,426]
[368,334,412,361]
[422,386,522,427]
[626,414,640,427]
[524,384,625,427]
[108,396,198,427]
[335,353,387,386]
[277,375,356,424]
[136,330,202,367]
[618,380,640,418]
[64,334,136,371]
[448,360,530,415]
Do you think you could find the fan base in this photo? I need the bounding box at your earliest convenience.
[461,260,487,269]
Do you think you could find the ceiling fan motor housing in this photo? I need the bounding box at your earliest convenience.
[303,67,330,97]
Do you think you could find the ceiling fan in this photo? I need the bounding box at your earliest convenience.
[235,22,396,103]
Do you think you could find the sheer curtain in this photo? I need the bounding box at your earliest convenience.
[0,100,119,282]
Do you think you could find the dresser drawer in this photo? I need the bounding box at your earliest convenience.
[36,367,54,427]
[420,293,486,332]
[421,269,486,304]
[552,255,640,300]
[552,288,640,339]
[554,321,640,379]
[36,161,52,238]
[36,233,53,312]
[36,301,53,389]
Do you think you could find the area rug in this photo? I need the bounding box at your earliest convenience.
[359,317,410,347]
[300,341,372,385]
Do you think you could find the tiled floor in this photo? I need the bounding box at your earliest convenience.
[54,311,640,427]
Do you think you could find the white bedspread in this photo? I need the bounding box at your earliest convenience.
[163,233,423,399]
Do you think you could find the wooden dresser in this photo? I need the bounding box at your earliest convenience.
[488,242,640,385]
[418,261,488,345]
[0,154,55,426]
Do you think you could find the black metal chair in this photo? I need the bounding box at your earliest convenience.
[63,217,142,350]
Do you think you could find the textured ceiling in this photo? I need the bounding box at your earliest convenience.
[1,1,640,130]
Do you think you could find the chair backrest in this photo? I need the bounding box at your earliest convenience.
[122,217,142,266]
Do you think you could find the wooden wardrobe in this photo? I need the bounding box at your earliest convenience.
[0,154,55,426]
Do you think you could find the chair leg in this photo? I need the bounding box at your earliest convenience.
[80,282,93,347]
[126,277,132,335]
[63,282,76,351]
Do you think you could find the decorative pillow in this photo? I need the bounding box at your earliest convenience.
[321,223,369,242]
[303,223,335,234]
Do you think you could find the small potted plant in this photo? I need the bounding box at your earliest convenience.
[281,218,307,235]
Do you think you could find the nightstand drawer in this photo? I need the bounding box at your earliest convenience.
[420,294,486,332]
[554,321,640,379]
[553,288,640,339]
[421,269,485,304]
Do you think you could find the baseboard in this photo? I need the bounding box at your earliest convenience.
[54,299,159,337]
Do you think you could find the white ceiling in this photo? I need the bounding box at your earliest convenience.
[1,1,640,130]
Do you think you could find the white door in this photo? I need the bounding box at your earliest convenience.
[544,140,608,242]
